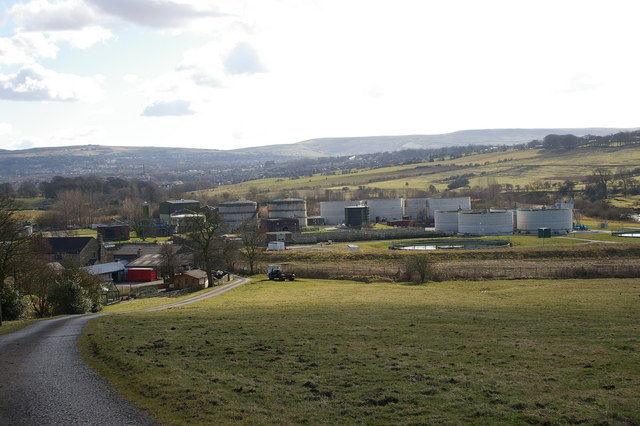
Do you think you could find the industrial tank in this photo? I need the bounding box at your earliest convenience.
[320,201,360,225]
[434,210,460,233]
[218,200,258,230]
[345,206,370,227]
[426,197,471,218]
[516,208,573,233]
[363,199,404,222]
[405,198,428,220]
[458,210,513,235]
[268,198,308,228]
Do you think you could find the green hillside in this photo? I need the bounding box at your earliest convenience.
[193,145,640,205]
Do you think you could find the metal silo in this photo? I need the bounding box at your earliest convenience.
[345,205,370,227]
[516,208,573,233]
[434,210,460,233]
[268,198,308,228]
[218,200,258,230]
[458,210,513,235]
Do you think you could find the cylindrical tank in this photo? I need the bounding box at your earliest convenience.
[458,210,513,235]
[434,210,459,233]
[142,202,150,219]
[345,206,369,227]
[218,200,258,230]
[267,198,307,228]
[516,208,573,233]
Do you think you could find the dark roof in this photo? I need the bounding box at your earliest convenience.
[180,269,208,279]
[113,244,186,257]
[43,237,95,254]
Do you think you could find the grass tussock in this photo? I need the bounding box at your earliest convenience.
[81,278,640,425]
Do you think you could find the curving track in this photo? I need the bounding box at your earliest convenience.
[0,277,250,425]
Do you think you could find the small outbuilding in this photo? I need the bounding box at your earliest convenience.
[172,269,209,289]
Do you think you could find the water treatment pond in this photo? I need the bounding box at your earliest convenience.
[390,239,511,250]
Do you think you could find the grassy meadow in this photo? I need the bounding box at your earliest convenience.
[82,278,640,425]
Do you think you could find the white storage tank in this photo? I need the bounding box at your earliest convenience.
[516,208,573,233]
[268,198,307,228]
[434,210,460,233]
[458,210,513,235]
[405,198,428,220]
[363,199,404,222]
[218,201,258,230]
[320,200,360,225]
[426,197,471,219]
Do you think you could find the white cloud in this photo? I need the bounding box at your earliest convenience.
[86,0,224,28]
[141,99,195,116]
[50,26,114,49]
[0,65,104,102]
[0,33,59,65]
[10,0,99,32]
[0,123,12,136]
[223,42,266,75]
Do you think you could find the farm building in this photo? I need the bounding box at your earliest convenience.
[43,237,101,266]
[172,269,208,289]
[97,224,130,241]
[82,261,126,282]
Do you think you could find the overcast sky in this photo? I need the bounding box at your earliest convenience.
[0,0,639,151]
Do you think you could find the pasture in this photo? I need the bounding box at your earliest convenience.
[82,278,640,425]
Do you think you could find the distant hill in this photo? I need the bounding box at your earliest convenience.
[236,128,638,157]
[1,127,637,182]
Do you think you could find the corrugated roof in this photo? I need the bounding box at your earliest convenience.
[83,262,125,275]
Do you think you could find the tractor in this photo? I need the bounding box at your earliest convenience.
[267,265,296,281]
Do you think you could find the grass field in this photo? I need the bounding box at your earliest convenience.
[82,278,640,425]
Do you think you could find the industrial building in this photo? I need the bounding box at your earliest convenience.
[218,200,258,230]
[434,210,460,233]
[426,197,471,219]
[97,223,130,241]
[404,198,428,220]
[363,199,404,223]
[319,201,361,225]
[159,199,200,224]
[345,205,370,227]
[260,218,300,233]
[267,198,308,228]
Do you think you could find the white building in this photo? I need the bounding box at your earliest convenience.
[426,197,471,219]
[319,200,360,225]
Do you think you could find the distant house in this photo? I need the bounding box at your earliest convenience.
[172,269,208,289]
[97,224,130,241]
[43,237,101,266]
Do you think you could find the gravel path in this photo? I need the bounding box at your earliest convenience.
[0,277,250,425]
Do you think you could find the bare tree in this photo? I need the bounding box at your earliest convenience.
[403,253,434,283]
[184,208,231,286]
[238,219,264,275]
[159,243,179,280]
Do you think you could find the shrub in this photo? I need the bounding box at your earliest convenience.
[49,270,103,315]
[0,283,29,321]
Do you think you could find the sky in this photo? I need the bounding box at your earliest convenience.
[0,0,639,151]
